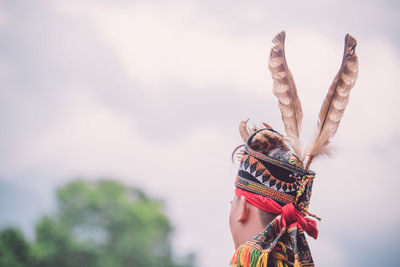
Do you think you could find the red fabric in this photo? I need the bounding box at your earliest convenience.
[235,187,318,239]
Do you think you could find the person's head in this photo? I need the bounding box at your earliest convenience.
[229,126,291,249]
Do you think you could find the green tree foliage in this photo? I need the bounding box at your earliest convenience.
[0,228,31,267]
[1,180,195,267]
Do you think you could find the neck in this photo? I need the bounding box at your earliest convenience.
[234,206,265,249]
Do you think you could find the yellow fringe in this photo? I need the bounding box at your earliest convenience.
[271,242,289,267]
[272,251,287,261]
[276,241,286,252]
[294,258,301,267]
[255,252,268,267]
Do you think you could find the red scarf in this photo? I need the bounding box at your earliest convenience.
[235,187,318,239]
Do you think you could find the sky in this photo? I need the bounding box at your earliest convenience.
[0,0,399,266]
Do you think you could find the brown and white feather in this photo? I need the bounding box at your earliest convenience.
[239,119,250,142]
[308,34,358,157]
[268,31,303,156]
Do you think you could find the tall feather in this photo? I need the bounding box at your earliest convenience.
[308,34,358,158]
[269,31,303,156]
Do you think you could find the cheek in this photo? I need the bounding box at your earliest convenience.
[229,206,235,229]
[229,202,239,237]
[229,202,242,249]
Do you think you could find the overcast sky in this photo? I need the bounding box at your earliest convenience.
[0,0,399,266]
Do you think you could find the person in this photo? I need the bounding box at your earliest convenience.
[228,31,358,267]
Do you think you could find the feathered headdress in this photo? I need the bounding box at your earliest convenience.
[231,31,358,267]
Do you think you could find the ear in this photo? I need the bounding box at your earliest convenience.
[238,196,249,223]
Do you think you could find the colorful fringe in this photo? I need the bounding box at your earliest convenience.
[230,242,291,267]
[230,244,266,267]
[295,175,321,221]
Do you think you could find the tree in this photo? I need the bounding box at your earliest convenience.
[0,228,31,267]
[29,179,195,267]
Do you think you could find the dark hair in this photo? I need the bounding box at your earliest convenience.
[258,209,277,227]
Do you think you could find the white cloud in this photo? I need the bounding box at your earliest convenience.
[58,1,272,97]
